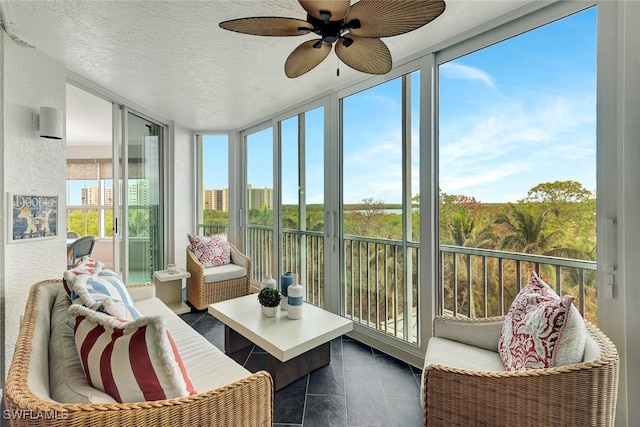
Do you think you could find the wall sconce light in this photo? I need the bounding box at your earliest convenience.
[31,106,63,139]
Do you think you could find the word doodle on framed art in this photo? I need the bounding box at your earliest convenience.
[8,194,58,242]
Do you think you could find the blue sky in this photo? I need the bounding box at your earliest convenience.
[202,6,596,206]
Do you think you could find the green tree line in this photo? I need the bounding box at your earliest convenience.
[200,180,597,327]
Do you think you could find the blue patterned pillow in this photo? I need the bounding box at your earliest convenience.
[63,262,140,320]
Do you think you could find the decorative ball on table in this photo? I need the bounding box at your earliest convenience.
[257,287,280,317]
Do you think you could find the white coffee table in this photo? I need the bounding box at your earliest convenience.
[208,294,353,390]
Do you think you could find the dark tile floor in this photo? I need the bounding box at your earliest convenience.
[179,308,424,427]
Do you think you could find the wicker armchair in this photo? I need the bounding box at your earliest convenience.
[422,315,619,427]
[186,243,251,310]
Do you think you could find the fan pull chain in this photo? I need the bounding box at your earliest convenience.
[337,56,340,77]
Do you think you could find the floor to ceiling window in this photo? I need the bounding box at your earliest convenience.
[280,106,325,307]
[245,125,275,282]
[341,71,421,345]
[437,6,597,322]
[196,134,229,235]
[242,106,326,305]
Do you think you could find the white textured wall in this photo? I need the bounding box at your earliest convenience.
[173,123,194,269]
[2,36,67,378]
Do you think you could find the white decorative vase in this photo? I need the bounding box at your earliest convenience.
[261,305,277,317]
[261,275,277,289]
[287,282,303,320]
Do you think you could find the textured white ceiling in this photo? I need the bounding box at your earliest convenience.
[4,0,532,137]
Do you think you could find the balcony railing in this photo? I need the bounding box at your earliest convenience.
[199,223,598,342]
[343,235,419,343]
[198,224,227,236]
[439,245,597,324]
[245,225,326,308]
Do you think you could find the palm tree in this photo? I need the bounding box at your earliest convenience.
[493,205,581,258]
[441,211,495,317]
[446,211,495,248]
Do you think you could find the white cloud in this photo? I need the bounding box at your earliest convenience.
[438,93,596,202]
[440,63,495,87]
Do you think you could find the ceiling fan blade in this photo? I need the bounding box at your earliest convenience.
[345,0,446,38]
[285,40,332,78]
[335,36,391,75]
[299,0,351,21]
[219,17,313,36]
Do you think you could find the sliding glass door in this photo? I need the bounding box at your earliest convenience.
[114,108,164,284]
[341,72,421,346]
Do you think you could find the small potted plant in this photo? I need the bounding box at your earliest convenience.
[257,287,280,317]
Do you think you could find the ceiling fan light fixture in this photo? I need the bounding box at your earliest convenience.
[318,10,331,23]
[220,0,446,77]
[322,35,338,43]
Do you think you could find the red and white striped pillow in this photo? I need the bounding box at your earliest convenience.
[68,304,196,403]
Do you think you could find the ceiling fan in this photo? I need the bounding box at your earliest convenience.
[219,0,446,78]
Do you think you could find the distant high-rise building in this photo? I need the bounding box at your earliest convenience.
[80,186,112,206]
[128,181,150,205]
[247,185,273,210]
[202,186,272,211]
[104,188,113,206]
[203,188,229,211]
[81,186,99,205]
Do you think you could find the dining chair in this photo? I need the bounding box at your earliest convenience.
[67,235,96,268]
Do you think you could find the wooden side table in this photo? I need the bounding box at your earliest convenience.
[153,268,191,314]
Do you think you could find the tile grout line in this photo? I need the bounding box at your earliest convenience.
[243,345,256,367]
[339,336,348,427]
[300,372,310,426]
[373,346,396,427]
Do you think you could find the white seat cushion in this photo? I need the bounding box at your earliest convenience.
[421,337,505,409]
[203,264,247,284]
[134,298,252,392]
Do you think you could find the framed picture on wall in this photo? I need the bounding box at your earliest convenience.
[8,193,58,242]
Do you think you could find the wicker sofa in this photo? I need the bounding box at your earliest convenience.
[186,243,251,310]
[421,315,619,427]
[4,280,272,427]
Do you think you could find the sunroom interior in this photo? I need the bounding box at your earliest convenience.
[1,1,639,426]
